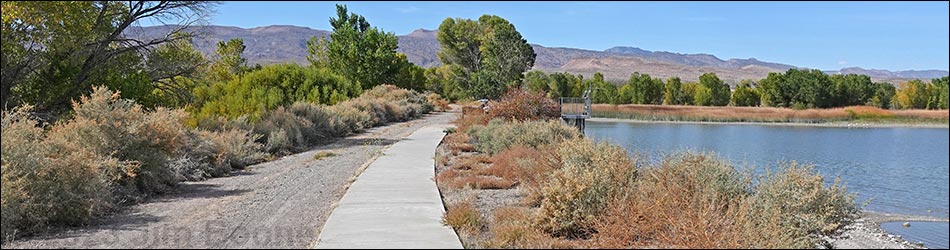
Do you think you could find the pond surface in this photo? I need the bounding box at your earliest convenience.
[881,222,949,249]
[585,121,950,218]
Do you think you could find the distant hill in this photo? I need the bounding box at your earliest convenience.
[127,25,948,84]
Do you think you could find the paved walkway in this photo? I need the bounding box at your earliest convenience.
[314,125,462,249]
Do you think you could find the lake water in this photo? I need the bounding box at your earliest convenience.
[881,222,949,249]
[585,121,950,218]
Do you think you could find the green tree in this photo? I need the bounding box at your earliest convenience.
[393,53,426,91]
[322,4,399,89]
[626,72,663,104]
[424,64,468,101]
[934,77,949,109]
[436,14,535,99]
[758,72,789,107]
[207,38,247,83]
[147,34,208,107]
[698,73,730,106]
[731,80,761,107]
[523,70,551,94]
[830,74,874,107]
[305,35,330,68]
[1,1,214,110]
[589,72,618,104]
[547,72,576,98]
[663,77,689,105]
[681,82,700,105]
[868,82,896,109]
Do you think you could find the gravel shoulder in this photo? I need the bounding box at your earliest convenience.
[1,111,458,249]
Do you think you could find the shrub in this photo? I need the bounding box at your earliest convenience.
[191,64,358,121]
[1,87,272,242]
[427,93,451,112]
[51,87,189,197]
[254,106,312,154]
[486,207,571,249]
[535,139,639,238]
[589,153,750,249]
[444,132,476,154]
[2,106,118,241]
[487,88,560,121]
[469,119,581,155]
[485,146,558,204]
[738,162,859,248]
[326,103,372,135]
[443,199,483,234]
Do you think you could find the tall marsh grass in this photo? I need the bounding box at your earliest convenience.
[592,104,949,123]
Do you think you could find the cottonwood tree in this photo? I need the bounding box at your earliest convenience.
[1,1,215,110]
[316,4,400,89]
[437,15,535,99]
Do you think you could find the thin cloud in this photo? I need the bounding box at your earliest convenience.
[838,60,849,65]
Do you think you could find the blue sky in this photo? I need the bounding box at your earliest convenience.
[205,1,949,71]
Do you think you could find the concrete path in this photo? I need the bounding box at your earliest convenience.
[314,125,462,249]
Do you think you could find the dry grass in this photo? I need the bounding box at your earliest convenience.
[443,199,483,234]
[588,153,748,249]
[436,154,516,190]
[456,106,490,132]
[312,151,336,160]
[485,207,574,249]
[593,104,949,123]
[483,146,558,205]
[536,139,639,238]
[443,132,475,154]
[427,93,451,112]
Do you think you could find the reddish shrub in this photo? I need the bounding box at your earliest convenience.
[487,89,560,121]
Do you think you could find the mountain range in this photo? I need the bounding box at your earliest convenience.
[127,25,948,84]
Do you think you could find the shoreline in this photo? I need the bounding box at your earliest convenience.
[588,117,950,129]
[830,211,949,249]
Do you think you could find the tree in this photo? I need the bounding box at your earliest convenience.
[663,77,689,105]
[523,70,551,94]
[680,82,700,105]
[589,72,618,104]
[393,53,426,92]
[1,1,215,110]
[547,72,576,98]
[207,38,247,83]
[868,82,896,109]
[731,80,761,107]
[321,4,399,89]
[934,77,949,109]
[758,72,789,107]
[625,72,663,105]
[830,74,874,107]
[305,35,330,68]
[894,79,929,109]
[147,33,208,107]
[437,14,535,99]
[698,73,730,106]
[424,64,468,101]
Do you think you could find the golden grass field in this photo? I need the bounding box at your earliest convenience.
[591,104,949,124]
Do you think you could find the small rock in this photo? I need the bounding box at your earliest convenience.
[902,222,911,227]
